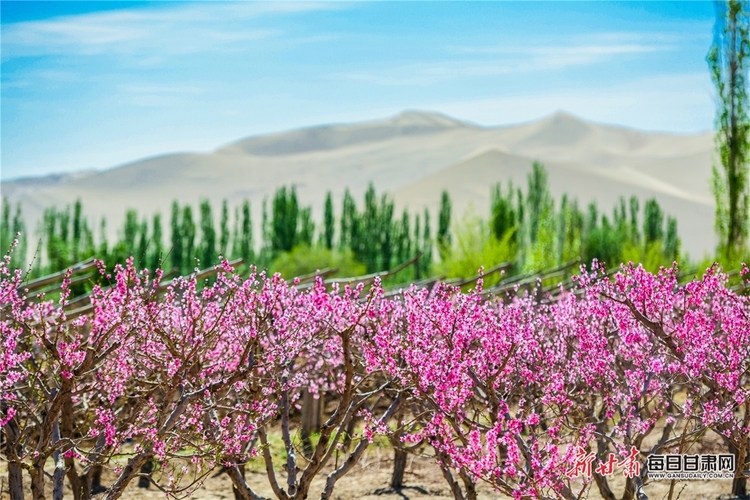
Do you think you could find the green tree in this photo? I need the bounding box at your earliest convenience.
[557,195,583,264]
[438,207,516,285]
[298,207,315,248]
[150,213,164,270]
[1,197,10,253]
[1,198,27,271]
[437,190,452,261]
[378,194,395,271]
[526,162,553,245]
[259,198,272,267]
[323,191,335,250]
[220,199,230,259]
[664,216,680,262]
[421,208,432,277]
[136,218,148,268]
[708,0,750,259]
[271,186,299,254]
[340,189,356,251]
[99,217,109,262]
[629,196,641,246]
[123,209,139,257]
[231,206,241,259]
[643,198,664,246]
[413,213,421,279]
[170,201,183,272]
[199,199,217,267]
[241,200,254,265]
[490,182,518,243]
[72,199,83,262]
[182,205,196,273]
[360,183,379,272]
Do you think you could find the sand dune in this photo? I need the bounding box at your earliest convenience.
[1,110,717,258]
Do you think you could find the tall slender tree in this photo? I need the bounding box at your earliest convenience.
[231,206,241,260]
[437,190,452,261]
[422,208,432,276]
[136,219,149,268]
[182,205,196,273]
[643,198,664,246]
[241,200,254,265]
[298,207,315,248]
[200,200,217,267]
[220,199,230,259]
[170,202,183,272]
[340,189,357,252]
[123,210,139,257]
[323,191,335,250]
[72,199,83,262]
[708,0,750,258]
[150,213,164,270]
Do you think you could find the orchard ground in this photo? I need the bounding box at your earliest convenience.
[0,452,736,499]
[0,430,739,500]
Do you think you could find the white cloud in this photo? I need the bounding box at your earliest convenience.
[1,2,341,58]
[336,37,675,86]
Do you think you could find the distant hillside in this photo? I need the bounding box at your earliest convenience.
[1,110,716,258]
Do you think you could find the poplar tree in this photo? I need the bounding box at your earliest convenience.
[231,206,241,259]
[422,208,432,276]
[220,199,230,259]
[643,198,664,246]
[123,209,139,257]
[72,199,83,262]
[379,194,394,271]
[170,202,183,272]
[437,190,452,261]
[323,191,334,250]
[136,219,148,268]
[150,213,164,270]
[182,205,196,274]
[241,200,254,265]
[340,189,356,251]
[490,182,517,243]
[708,0,750,258]
[200,200,217,267]
[298,207,315,248]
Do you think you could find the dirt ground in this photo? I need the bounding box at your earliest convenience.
[0,446,737,500]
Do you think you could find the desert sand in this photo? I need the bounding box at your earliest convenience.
[0,110,716,260]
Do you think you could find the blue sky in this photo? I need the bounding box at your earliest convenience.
[1,1,717,180]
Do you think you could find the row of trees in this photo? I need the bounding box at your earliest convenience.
[442,162,681,279]
[2,254,749,500]
[10,167,683,285]
[13,184,442,280]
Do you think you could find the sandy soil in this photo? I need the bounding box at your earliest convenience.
[0,446,737,499]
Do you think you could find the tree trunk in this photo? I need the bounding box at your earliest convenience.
[390,448,407,488]
[52,420,66,500]
[4,412,24,500]
[300,390,321,458]
[30,464,47,500]
[137,461,153,488]
[233,464,246,500]
[459,470,477,500]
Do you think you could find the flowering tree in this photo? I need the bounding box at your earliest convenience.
[2,251,749,500]
[596,262,750,496]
